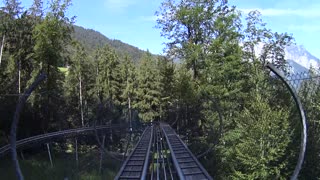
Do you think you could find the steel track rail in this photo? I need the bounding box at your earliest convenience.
[0,124,124,156]
[161,122,213,180]
[161,126,175,180]
[114,126,153,180]
[266,63,307,180]
[160,125,169,179]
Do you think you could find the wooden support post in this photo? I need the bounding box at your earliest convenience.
[99,135,106,174]
[46,143,53,167]
[75,138,78,166]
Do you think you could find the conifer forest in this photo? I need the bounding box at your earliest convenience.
[0,0,319,179]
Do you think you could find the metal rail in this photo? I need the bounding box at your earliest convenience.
[0,124,124,156]
[160,126,175,180]
[114,126,153,180]
[151,123,176,180]
[161,123,213,180]
[158,126,167,180]
[266,63,307,180]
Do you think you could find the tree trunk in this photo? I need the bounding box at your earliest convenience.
[193,59,197,79]
[47,63,51,128]
[128,96,132,130]
[18,32,22,94]
[18,59,21,94]
[0,35,5,65]
[79,73,84,127]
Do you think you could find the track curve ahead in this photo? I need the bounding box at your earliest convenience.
[0,124,124,156]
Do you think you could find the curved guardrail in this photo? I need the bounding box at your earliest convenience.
[0,124,125,156]
[266,63,307,180]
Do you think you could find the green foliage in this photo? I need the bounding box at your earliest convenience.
[242,10,293,72]
[119,55,136,124]
[94,45,122,105]
[0,151,121,180]
[64,41,93,126]
[173,64,199,129]
[26,0,73,130]
[298,68,320,179]
[156,0,239,79]
[157,57,175,120]
[156,1,302,179]
[72,25,146,62]
[0,0,318,179]
[221,90,290,179]
[134,51,162,122]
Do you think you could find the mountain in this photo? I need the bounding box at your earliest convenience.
[285,45,320,70]
[287,59,308,73]
[72,25,319,74]
[254,43,320,73]
[72,25,148,62]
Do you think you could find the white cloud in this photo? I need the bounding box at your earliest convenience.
[288,25,320,32]
[240,8,320,18]
[104,0,136,12]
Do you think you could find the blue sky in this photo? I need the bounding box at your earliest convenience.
[2,0,320,58]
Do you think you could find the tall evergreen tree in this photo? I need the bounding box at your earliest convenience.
[94,45,122,106]
[173,64,197,129]
[298,68,320,179]
[134,51,161,122]
[28,0,73,131]
[218,68,291,179]
[158,56,175,121]
[65,41,91,127]
[0,0,34,94]
[119,55,136,124]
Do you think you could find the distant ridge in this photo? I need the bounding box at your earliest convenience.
[285,45,320,70]
[71,25,320,74]
[254,43,320,73]
[72,25,148,62]
[288,59,308,74]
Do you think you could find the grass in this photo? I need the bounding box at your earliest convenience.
[0,150,121,180]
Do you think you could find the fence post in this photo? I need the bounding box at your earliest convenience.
[46,143,53,168]
[75,138,78,166]
[99,135,106,174]
[20,150,25,160]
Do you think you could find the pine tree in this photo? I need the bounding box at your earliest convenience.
[158,56,175,121]
[28,0,73,130]
[0,0,35,94]
[220,69,291,179]
[173,64,197,129]
[65,41,92,127]
[134,51,161,122]
[94,45,122,105]
[119,55,136,124]
[298,68,320,179]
